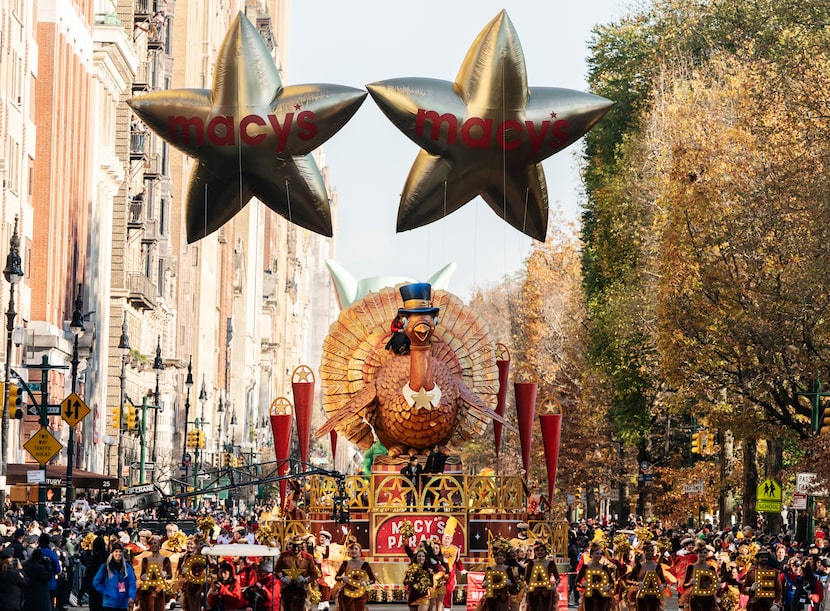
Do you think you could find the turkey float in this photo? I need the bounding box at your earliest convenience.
[317,283,512,457]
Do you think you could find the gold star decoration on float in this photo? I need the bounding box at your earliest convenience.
[128,12,366,243]
[367,10,612,241]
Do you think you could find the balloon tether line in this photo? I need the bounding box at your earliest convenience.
[238,136,244,211]
[442,179,448,266]
[285,179,293,223]
[204,184,208,239]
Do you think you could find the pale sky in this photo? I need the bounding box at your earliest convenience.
[289,1,627,299]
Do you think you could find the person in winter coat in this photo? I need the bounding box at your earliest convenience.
[23,548,55,611]
[92,543,137,611]
[37,534,61,610]
[206,560,246,611]
[0,546,28,611]
[80,536,108,611]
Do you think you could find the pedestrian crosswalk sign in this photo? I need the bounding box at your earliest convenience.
[757,478,782,501]
[756,478,782,513]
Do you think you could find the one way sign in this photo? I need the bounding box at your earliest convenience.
[27,405,61,417]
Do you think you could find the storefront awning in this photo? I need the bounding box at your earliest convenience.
[6,464,120,490]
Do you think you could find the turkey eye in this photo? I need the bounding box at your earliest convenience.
[401,317,408,327]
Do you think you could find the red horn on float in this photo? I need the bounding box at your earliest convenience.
[291,365,315,466]
[330,430,338,465]
[494,344,511,457]
[538,397,563,505]
[513,365,538,478]
[269,397,294,512]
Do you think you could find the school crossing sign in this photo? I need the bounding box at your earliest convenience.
[756,478,782,513]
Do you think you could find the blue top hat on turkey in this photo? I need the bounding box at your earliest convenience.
[398,283,439,315]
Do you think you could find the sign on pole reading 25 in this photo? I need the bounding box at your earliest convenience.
[61,392,90,427]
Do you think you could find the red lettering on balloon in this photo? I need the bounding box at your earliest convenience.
[165,112,318,151]
[297,110,318,140]
[416,109,458,143]
[461,117,491,148]
[550,120,570,148]
[268,113,294,152]
[415,108,571,157]
[168,116,205,146]
[240,114,266,145]
[208,115,235,145]
[526,121,549,157]
[496,120,522,151]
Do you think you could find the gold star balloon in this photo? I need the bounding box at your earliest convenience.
[367,10,613,241]
[128,12,367,243]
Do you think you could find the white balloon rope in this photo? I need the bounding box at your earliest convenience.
[285,178,292,223]
[204,184,208,238]
[238,135,244,211]
[442,179,448,267]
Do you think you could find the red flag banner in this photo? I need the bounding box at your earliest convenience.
[291,365,316,466]
[269,397,293,510]
[513,365,538,477]
[494,344,510,456]
[538,397,564,504]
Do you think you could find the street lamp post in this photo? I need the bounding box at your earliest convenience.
[152,336,163,462]
[181,357,193,491]
[65,284,85,525]
[194,377,207,502]
[117,315,130,484]
[0,216,23,511]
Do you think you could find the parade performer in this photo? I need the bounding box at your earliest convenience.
[276,536,320,611]
[524,541,560,611]
[742,549,781,611]
[334,541,377,611]
[176,535,208,611]
[138,535,173,611]
[206,560,246,611]
[673,538,698,600]
[505,544,526,611]
[128,529,153,572]
[610,534,633,610]
[428,539,450,611]
[682,547,719,611]
[441,518,467,611]
[577,544,615,611]
[482,541,513,611]
[317,529,343,610]
[243,557,280,611]
[405,547,434,611]
[629,543,668,611]
[716,562,743,611]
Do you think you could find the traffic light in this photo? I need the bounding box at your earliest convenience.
[197,430,206,449]
[221,452,230,467]
[575,488,582,504]
[186,430,197,448]
[691,431,702,454]
[8,384,22,419]
[126,405,137,429]
[111,407,121,429]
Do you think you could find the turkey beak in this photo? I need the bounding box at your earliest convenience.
[411,320,432,342]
